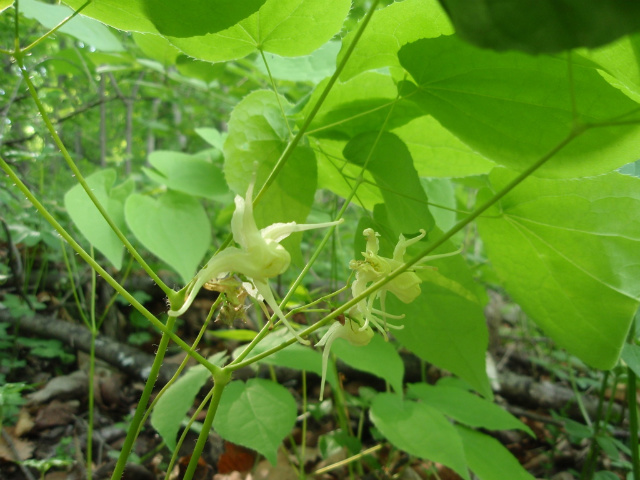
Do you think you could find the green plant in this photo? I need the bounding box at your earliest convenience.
[2,0,640,479]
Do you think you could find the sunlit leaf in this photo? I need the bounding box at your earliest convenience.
[338,0,453,80]
[167,0,351,63]
[399,36,640,178]
[21,0,123,51]
[477,169,640,369]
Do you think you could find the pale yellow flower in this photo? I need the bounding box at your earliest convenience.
[315,317,374,400]
[169,181,342,344]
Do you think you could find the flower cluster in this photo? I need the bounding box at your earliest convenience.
[314,228,432,399]
[168,181,342,345]
[349,227,431,338]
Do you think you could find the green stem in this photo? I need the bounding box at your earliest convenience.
[230,131,581,370]
[183,369,232,480]
[581,370,610,480]
[11,51,175,300]
[111,315,176,480]
[0,155,221,377]
[21,0,93,54]
[260,49,293,138]
[253,0,381,206]
[628,316,640,480]
[87,247,97,480]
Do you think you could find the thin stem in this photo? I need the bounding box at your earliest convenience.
[11,54,175,299]
[581,370,610,479]
[0,155,221,377]
[628,315,640,480]
[260,49,293,137]
[253,0,381,206]
[230,131,581,370]
[21,0,93,54]
[183,370,232,480]
[86,246,97,480]
[111,315,177,480]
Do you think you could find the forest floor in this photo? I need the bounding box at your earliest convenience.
[0,281,632,480]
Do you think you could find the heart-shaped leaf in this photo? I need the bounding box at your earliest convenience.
[64,169,133,270]
[124,190,210,284]
[213,379,297,465]
[371,393,469,479]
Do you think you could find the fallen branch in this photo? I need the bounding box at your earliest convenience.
[0,309,177,385]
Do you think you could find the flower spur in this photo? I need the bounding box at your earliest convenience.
[168,181,343,345]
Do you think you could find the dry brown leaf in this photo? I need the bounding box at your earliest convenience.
[0,427,35,462]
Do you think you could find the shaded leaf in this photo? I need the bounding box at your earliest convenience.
[343,131,434,235]
[456,426,535,480]
[64,169,131,270]
[151,352,227,451]
[124,190,210,284]
[332,334,404,394]
[143,150,228,200]
[408,383,533,435]
[438,0,640,54]
[140,0,265,38]
[370,393,469,480]
[214,379,297,465]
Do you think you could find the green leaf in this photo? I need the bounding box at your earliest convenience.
[392,116,495,178]
[305,72,422,140]
[133,32,180,65]
[233,330,338,389]
[438,0,640,54]
[213,379,297,465]
[124,191,210,284]
[143,150,229,200]
[332,334,404,395]
[255,41,340,83]
[370,393,469,480]
[21,0,123,51]
[223,90,317,258]
[578,33,640,103]
[398,36,640,178]
[343,132,434,235]
[166,0,351,63]
[338,0,453,81]
[408,383,533,435]
[455,426,535,480]
[389,257,491,398]
[195,128,226,152]
[62,0,158,33]
[64,169,130,270]
[151,352,227,451]
[476,169,640,369]
[0,1,13,14]
[140,0,265,38]
[622,343,640,378]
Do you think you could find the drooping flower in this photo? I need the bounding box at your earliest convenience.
[349,228,434,337]
[169,181,342,344]
[315,316,374,400]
